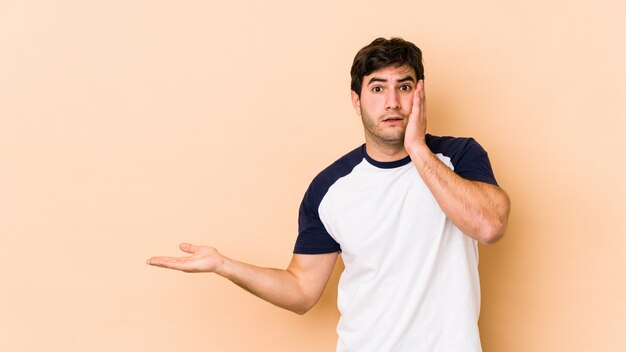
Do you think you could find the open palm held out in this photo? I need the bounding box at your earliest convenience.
[147,243,224,273]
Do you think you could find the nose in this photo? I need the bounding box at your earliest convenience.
[385,90,401,110]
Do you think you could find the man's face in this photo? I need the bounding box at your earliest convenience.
[351,64,417,146]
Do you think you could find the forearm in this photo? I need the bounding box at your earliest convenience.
[407,144,510,244]
[216,257,315,315]
[148,244,337,315]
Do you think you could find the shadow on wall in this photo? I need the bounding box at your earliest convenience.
[478,189,528,349]
[313,256,345,315]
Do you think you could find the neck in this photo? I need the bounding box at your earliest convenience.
[364,139,409,162]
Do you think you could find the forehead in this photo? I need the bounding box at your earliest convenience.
[364,64,416,84]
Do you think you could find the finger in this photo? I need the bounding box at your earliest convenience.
[410,85,421,119]
[417,79,425,100]
[419,80,426,115]
[146,256,189,270]
[179,242,198,254]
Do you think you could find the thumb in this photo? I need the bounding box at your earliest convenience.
[179,242,198,254]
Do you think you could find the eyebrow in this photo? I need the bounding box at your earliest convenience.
[367,75,416,86]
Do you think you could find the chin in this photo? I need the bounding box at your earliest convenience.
[379,136,405,145]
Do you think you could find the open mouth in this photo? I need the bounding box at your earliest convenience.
[383,116,404,122]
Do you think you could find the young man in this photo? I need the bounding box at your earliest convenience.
[147,37,511,352]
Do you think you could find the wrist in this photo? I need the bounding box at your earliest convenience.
[406,140,430,160]
[214,254,229,277]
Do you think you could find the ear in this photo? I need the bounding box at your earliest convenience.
[350,90,361,116]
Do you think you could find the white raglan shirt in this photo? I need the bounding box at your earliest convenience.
[294,135,499,352]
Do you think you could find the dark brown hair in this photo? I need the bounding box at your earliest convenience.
[350,37,424,96]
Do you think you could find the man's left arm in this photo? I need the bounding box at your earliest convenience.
[405,81,510,244]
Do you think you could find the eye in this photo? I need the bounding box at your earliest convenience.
[372,86,383,93]
[400,85,412,91]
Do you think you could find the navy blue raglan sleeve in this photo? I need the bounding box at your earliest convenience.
[427,135,499,186]
[294,183,342,254]
[293,145,366,254]
[452,138,499,186]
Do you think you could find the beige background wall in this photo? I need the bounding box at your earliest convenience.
[1,0,624,351]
